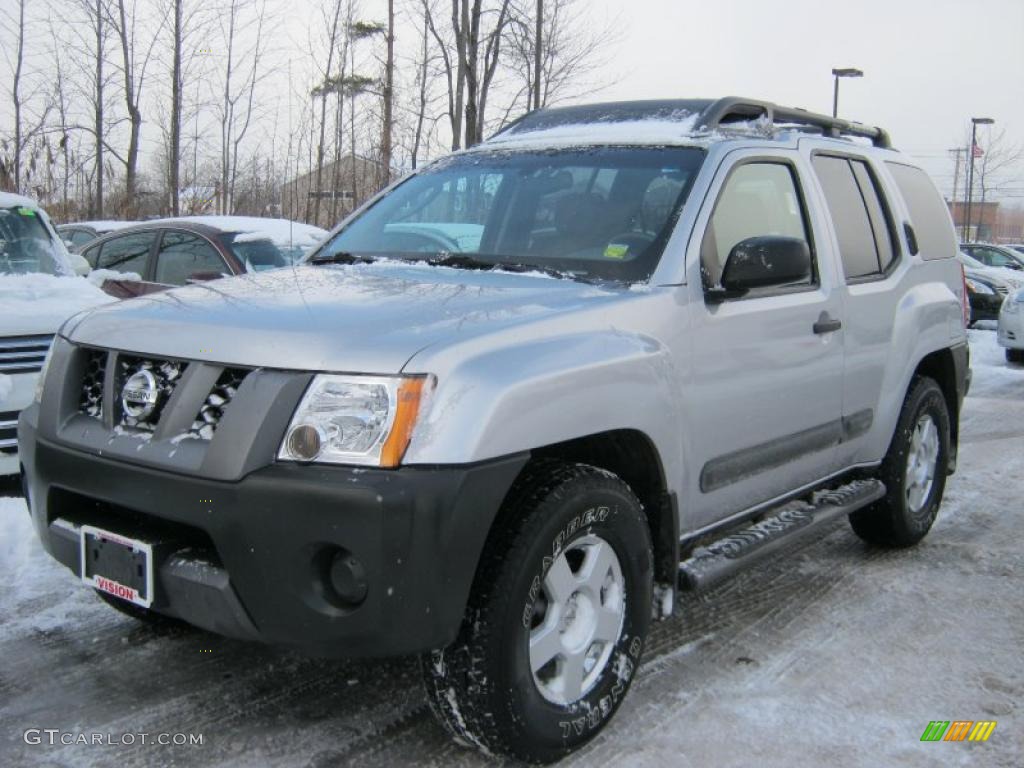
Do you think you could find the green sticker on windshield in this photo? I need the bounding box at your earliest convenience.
[604,243,629,259]
[17,207,36,216]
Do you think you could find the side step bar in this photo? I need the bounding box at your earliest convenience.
[678,479,885,593]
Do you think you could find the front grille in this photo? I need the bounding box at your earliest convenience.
[996,286,1009,296]
[189,368,247,440]
[0,409,17,454]
[117,356,185,431]
[0,334,53,374]
[76,347,249,442]
[79,350,106,418]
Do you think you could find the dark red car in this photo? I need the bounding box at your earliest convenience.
[79,216,328,298]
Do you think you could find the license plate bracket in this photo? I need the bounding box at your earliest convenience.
[80,525,154,608]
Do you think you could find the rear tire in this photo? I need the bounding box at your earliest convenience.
[421,460,653,763]
[1007,348,1024,365]
[849,376,950,547]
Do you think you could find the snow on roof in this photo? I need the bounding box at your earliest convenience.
[0,191,41,209]
[482,109,706,150]
[70,220,138,232]
[151,216,329,248]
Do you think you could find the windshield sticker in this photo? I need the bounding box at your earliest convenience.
[17,207,36,217]
[604,244,629,259]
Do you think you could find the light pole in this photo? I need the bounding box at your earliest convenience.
[964,116,995,242]
[831,68,863,118]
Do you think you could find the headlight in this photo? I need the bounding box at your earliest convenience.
[278,374,430,467]
[33,343,56,402]
[965,278,995,296]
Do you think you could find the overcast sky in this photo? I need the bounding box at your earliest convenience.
[569,0,1024,202]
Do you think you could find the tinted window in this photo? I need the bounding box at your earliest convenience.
[701,162,812,289]
[97,233,154,275]
[315,147,704,283]
[970,246,1019,269]
[812,155,896,279]
[71,229,96,246]
[154,231,228,285]
[885,162,957,261]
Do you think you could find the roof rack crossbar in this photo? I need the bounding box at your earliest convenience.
[697,97,892,148]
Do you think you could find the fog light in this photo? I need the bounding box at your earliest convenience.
[329,551,368,606]
[286,424,322,461]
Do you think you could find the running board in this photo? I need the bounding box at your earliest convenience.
[678,479,885,593]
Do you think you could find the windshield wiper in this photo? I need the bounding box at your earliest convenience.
[307,251,378,266]
[425,253,568,280]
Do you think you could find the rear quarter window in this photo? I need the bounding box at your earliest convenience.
[885,162,957,261]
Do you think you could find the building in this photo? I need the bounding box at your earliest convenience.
[947,200,1024,243]
[281,156,384,229]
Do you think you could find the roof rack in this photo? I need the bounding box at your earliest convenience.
[697,97,891,148]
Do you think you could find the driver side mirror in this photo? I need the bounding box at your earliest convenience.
[718,235,811,297]
[187,271,224,282]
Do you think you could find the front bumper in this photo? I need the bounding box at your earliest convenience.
[19,404,527,657]
[997,308,1023,350]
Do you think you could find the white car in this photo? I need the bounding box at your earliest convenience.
[998,287,1024,364]
[0,193,110,476]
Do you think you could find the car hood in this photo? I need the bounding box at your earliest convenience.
[64,263,630,372]
[0,273,112,337]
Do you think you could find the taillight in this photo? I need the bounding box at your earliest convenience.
[960,264,970,328]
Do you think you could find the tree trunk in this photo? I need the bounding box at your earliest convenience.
[170,0,183,215]
[94,0,104,218]
[12,0,24,192]
[533,0,542,110]
[381,0,394,185]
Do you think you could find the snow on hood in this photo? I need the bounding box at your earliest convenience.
[72,219,137,233]
[0,273,112,337]
[64,262,630,373]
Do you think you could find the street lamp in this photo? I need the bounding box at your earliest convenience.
[964,116,995,242]
[831,68,864,118]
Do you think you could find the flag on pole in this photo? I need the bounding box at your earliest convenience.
[972,141,984,158]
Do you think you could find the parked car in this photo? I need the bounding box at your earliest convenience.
[79,216,328,298]
[998,287,1024,363]
[964,273,1004,325]
[0,193,109,476]
[961,242,1024,271]
[957,251,1024,305]
[56,220,137,252]
[20,98,970,762]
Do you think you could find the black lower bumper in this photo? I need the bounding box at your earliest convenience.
[19,405,527,658]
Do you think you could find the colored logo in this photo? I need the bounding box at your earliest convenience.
[920,721,997,742]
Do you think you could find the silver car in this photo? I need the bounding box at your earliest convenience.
[20,97,969,762]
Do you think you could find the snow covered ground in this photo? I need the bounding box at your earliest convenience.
[0,330,1021,767]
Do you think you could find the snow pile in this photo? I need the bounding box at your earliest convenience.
[0,273,111,323]
[87,268,142,286]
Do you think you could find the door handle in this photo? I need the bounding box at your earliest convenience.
[813,312,842,335]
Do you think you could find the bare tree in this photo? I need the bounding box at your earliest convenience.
[505,0,614,116]
[381,0,394,184]
[0,0,29,191]
[107,0,167,216]
[215,0,270,215]
[309,0,349,225]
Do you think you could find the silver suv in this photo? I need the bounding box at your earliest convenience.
[20,98,969,762]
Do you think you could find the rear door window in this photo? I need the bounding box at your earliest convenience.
[96,232,155,276]
[812,154,897,279]
[154,231,229,285]
[885,162,957,261]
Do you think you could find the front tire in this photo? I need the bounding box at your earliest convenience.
[849,376,951,547]
[421,461,653,763]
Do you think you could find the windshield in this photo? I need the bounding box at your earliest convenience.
[219,234,293,272]
[0,206,71,276]
[312,147,704,283]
